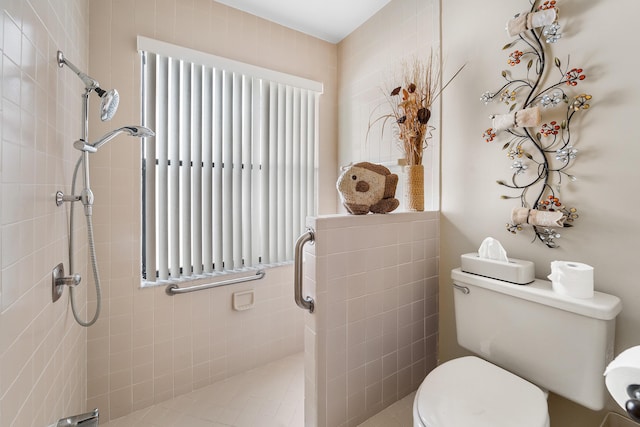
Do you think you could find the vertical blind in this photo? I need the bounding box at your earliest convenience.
[139,37,321,284]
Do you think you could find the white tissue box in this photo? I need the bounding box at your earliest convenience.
[460,253,535,284]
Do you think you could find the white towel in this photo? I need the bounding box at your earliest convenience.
[512,207,565,227]
[492,107,541,131]
[507,9,557,37]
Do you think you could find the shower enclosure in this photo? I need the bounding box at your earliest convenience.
[50,50,439,426]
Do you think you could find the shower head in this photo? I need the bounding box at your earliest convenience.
[90,125,155,151]
[57,50,120,121]
[95,87,119,122]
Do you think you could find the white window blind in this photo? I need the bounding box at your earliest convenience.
[139,37,321,284]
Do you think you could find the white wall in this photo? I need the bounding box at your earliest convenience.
[441,1,640,424]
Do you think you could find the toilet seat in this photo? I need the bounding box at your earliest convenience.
[414,356,549,427]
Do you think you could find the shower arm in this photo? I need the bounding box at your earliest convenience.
[57,51,99,91]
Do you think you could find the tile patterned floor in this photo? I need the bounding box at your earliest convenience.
[357,392,415,427]
[101,352,414,427]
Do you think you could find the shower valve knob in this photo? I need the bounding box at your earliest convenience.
[55,273,81,288]
[52,263,81,302]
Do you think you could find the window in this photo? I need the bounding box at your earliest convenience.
[138,37,321,284]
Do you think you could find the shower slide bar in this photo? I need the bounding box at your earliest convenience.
[165,270,265,295]
[294,228,315,313]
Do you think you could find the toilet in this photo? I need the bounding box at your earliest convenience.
[413,267,622,427]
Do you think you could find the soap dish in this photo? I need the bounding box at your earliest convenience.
[460,253,535,285]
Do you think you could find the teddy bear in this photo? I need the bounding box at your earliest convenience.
[336,162,399,215]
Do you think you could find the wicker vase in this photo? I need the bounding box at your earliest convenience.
[405,164,424,212]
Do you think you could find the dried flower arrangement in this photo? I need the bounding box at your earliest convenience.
[371,52,465,166]
[366,52,464,211]
[481,0,586,248]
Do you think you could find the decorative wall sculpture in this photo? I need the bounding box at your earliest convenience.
[481,0,588,248]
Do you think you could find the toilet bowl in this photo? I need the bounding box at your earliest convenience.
[412,356,549,427]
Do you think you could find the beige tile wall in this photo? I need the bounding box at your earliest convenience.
[86,0,338,423]
[86,264,304,422]
[304,212,439,427]
[0,1,440,426]
[0,1,90,426]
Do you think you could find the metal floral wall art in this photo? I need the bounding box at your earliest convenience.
[481,0,587,248]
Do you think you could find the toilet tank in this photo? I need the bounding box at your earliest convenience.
[452,268,622,411]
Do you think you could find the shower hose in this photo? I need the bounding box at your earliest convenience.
[68,155,102,327]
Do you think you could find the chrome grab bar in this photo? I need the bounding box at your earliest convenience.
[166,270,265,295]
[294,228,315,313]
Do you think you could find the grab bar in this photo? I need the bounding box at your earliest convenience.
[294,228,315,313]
[166,270,265,295]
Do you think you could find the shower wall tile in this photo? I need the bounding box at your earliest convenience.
[306,212,439,427]
[84,264,304,423]
[86,0,338,422]
[0,1,89,426]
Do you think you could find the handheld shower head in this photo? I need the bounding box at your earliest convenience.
[90,126,155,151]
[57,50,120,121]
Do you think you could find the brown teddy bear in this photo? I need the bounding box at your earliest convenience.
[337,162,399,214]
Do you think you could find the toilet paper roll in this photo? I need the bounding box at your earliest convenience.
[547,260,594,299]
[604,346,640,411]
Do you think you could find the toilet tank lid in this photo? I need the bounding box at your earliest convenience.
[452,268,622,320]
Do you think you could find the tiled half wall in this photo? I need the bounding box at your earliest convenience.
[303,212,439,427]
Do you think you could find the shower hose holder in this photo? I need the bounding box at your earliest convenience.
[55,190,80,206]
[55,188,94,212]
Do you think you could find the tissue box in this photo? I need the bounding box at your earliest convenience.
[460,253,535,284]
